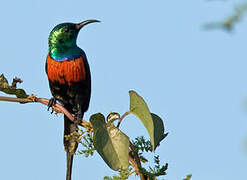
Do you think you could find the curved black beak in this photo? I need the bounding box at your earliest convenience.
[76,19,100,30]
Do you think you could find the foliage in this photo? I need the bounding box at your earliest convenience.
[129,91,168,151]
[204,2,247,32]
[0,74,27,98]
[132,136,153,154]
[88,90,169,179]
[129,90,155,150]
[103,169,131,180]
[74,90,169,179]
[90,113,130,171]
[0,75,175,179]
[77,133,95,157]
[139,155,168,179]
[183,174,192,180]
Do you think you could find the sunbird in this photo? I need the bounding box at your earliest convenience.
[45,19,99,180]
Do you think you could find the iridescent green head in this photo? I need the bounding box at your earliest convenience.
[49,19,100,60]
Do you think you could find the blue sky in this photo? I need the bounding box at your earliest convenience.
[0,0,247,179]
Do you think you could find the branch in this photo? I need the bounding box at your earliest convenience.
[129,141,147,180]
[0,95,90,129]
[0,74,91,129]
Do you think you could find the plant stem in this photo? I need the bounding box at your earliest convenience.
[117,111,131,128]
[129,141,146,180]
[0,96,33,103]
[0,95,90,128]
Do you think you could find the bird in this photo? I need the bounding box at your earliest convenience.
[45,19,99,180]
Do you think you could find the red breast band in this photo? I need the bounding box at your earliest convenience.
[46,54,86,85]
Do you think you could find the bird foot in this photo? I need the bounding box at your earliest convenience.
[47,97,57,113]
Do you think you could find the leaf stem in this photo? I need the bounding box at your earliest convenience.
[117,111,131,128]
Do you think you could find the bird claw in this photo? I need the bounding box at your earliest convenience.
[47,97,57,113]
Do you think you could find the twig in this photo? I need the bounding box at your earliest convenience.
[129,141,146,180]
[0,95,89,128]
[128,155,139,175]
[0,96,33,103]
[11,77,23,89]
[117,111,131,128]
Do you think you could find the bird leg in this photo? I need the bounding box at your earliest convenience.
[73,94,83,125]
[47,97,57,113]
[74,110,82,125]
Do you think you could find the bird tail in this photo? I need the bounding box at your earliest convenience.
[66,152,74,180]
[64,115,79,180]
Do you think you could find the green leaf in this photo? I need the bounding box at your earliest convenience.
[151,113,168,149]
[0,87,28,98]
[129,90,154,150]
[90,113,129,171]
[0,74,27,98]
[14,89,28,98]
[183,174,192,180]
[129,91,166,151]
[129,91,155,151]
[0,74,9,88]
